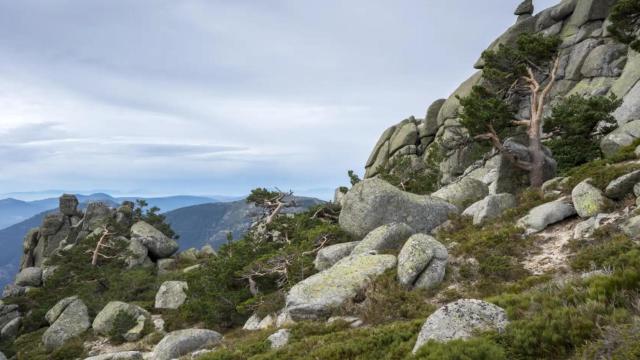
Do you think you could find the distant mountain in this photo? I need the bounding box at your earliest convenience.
[0,193,221,231]
[0,194,321,290]
[165,196,325,251]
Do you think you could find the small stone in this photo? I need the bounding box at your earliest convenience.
[155,281,189,310]
[267,329,290,349]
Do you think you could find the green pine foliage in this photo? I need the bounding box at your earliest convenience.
[608,0,640,52]
[347,170,362,186]
[544,94,622,173]
[164,205,353,332]
[458,33,560,140]
[377,156,440,195]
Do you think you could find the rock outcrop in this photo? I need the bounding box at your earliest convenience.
[351,223,414,255]
[314,241,360,271]
[130,221,179,259]
[339,178,457,239]
[462,194,517,225]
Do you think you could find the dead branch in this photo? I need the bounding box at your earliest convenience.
[91,226,113,266]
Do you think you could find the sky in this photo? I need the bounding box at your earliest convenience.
[0,0,560,200]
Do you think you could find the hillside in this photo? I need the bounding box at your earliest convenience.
[2,1,640,360]
[165,196,325,251]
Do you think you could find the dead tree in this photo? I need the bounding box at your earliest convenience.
[88,226,116,266]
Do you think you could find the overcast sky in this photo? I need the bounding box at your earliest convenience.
[0,0,560,200]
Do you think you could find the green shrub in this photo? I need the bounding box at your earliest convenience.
[608,0,640,52]
[108,312,138,344]
[414,337,507,360]
[543,94,621,173]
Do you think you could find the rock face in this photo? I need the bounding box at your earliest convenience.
[286,254,397,320]
[14,267,42,287]
[339,178,457,239]
[605,170,640,199]
[462,194,517,225]
[397,234,448,290]
[92,301,150,341]
[412,299,508,354]
[155,281,189,310]
[351,223,414,255]
[19,195,118,272]
[432,177,489,209]
[518,197,577,234]
[151,329,223,360]
[362,0,633,192]
[314,242,360,271]
[130,221,178,259]
[42,298,90,351]
[572,179,610,218]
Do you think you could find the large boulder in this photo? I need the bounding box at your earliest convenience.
[286,254,397,320]
[339,178,457,239]
[42,298,90,351]
[351,223,414,255]
[155,281,189,310]
[601,119,640,156]
[314,241,360,271]
[14,267,42,287]
[622,215,640,238]
[92,301,150,341]
[412,299,508,354]
[605,170,640,200]
[432,177,489,209]
[397,234,448,290]
[462,194,517,225]
[517,197,577,234]
[130,221,178,259]
[151,329,222,360]
[0,317,21,341]
[572,179,610,218]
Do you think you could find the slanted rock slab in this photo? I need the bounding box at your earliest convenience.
[314,241,360,271]
[151,329,222,360]
[351,223,414,255]
[339,178,457,238]
[42,298,90,351]
[286,254,397,320]
[412,299,508,354]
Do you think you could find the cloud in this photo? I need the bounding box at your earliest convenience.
[0,0,562,199]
